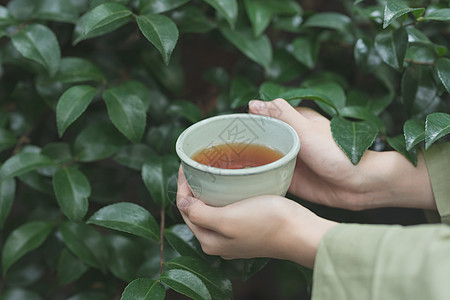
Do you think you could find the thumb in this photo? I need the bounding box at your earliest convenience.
[249,98,308,130]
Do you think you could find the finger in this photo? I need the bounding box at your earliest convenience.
[249,98,309,129]
[181,196,232,237]
[295,107,329,123]
[177,165,192,203]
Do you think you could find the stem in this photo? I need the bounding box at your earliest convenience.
[159,207,165,275]
[12,109,49,155]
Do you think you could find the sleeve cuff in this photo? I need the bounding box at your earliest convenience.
[423,143,450,225]
[311,223,392,299]
[312,223,450,300]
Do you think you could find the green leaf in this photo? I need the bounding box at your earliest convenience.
[142,50,184,95]
[170,6,216,33]
[166,256,233,300]
[374,27,408,72]
[106,234,145,282]
[301,82,346,116]
[219,25,272,70]
[87,202,159,241]
[11,24,61,76]
[383,0,424,29]
[56,85,98,137]
[354,38,381,74]
[401,65,440,118]
[243,0,300,37]
[229,77,258,109]
[136,14,179,65]
[0,177,15,229]
[330,117,379,165]
[244,0,273,37]
[0,288,44,300]
[202,0,238,28]
[140,0,189,14]
[423,8,450,21]
[160,269,212,300]
[0,152,54,180]
[167,100,203,122]
[74,122,126,162]
[340,106,385,134]
[0,5,13,27]
[113,80,151,110]
[141,155,179,208]
[303,12,351,33]
[42,142,73,164]
[59,221,108,272]
[291,37,318,69]
[425,112,450,149]
[386,135,417,166]
[267,49,306,83]
[114,144,156,171]
[279,88,338,115]
[223,257,270,281]
[35,0,79,23]
[120,278,166,300]
[258,82,285,101]
[52,166,91,222]
[404,119,425,151]
[103,87,147,143]
[57,248,89,285]
[2,221,53,275]
[436,57,450,94]
[164,224,205,260]
[73,3,133,45]
[0,128,16,153]
[55,57,105,83]
[7,0,38,21]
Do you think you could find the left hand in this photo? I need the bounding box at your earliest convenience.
[176,166,337,268]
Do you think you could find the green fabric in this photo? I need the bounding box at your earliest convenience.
[312,143,450,299]
[423,142,450,224]
[312,224,450,300]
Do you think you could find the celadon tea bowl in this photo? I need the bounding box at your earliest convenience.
[176,113,300,207]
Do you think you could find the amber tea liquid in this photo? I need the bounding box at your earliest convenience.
[191,143,284,169]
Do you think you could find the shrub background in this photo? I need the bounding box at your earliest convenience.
[0,0,449,299]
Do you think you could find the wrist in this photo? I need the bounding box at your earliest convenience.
[276,204,338,268]
[359,150,435,210]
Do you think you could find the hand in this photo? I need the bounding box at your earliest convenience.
[249,99,435,211]
[176,167,337,268]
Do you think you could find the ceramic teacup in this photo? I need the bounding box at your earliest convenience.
[176,113,300,206]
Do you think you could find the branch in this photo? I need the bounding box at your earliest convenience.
[159,207,165,275]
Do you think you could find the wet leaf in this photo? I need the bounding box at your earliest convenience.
[103,87,147,143]
[11,24,61,75]
[136,14,179,65]
[160,269,211,300]
[2,221,53,275]
[330,117,378,165]
[87,202,159,241]
[57,85,98,137]
[120,278,165,300]
[73,3,132,44]
[53,166,91,222]
[166,256,232,300]
[425,112,450,149]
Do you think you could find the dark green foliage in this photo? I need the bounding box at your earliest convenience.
[0,0,449,299]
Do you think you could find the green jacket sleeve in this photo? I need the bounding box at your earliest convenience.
[312,143,450,300]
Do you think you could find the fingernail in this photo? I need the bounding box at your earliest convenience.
[178,197,190,212]
[249,100,265,111]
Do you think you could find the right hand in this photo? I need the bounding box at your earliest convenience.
[248,99,435,211]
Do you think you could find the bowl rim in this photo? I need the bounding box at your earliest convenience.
[175,113,300,176]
